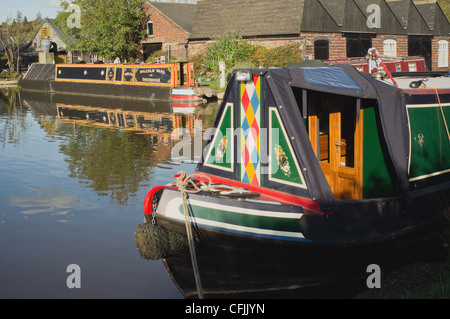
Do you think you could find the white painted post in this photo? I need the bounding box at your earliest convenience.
[219,61,226,88]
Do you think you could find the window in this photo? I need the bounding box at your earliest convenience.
[345,34,373,58]
[438,40,448,68]
[408,36,432,70]
[146,21,153,37]
[314,40,330,60]
[383,39,397,57]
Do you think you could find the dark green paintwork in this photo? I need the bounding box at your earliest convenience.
[362,106,398,198]
[183,204,302,233]
[408,105,450,179]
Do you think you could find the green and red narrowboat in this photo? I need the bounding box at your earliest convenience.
[137,64,450,296]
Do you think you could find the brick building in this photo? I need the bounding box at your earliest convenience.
[140,1,196,61]
[145,0,450,70]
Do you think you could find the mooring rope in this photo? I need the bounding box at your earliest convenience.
[174,171,250,299]
[426,86,450,144]
[175,171,205,299]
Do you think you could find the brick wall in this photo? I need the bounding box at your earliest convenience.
[299,32,450,71]
[301,32,346,60]
[432,37,450,71]
[140,4,190,61]
[141,0,450,70]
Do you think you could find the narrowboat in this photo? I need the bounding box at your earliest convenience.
[136,63,450,297]
[325,55,426,74]
[19,62,204,103]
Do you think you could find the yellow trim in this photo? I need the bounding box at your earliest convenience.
[55,63,178,87]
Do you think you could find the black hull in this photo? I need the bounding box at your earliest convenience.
[19,79,172,101]
[160,216,443,298]
[145,186,449,298]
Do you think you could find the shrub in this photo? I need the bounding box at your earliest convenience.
[203,30,242,75]
[264,44,303,68]
[198,32,304,79]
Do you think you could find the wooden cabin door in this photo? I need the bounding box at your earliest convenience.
[308,94,363,200]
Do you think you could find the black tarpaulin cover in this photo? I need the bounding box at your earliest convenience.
[198,64,409,213]
[265,64,410,211]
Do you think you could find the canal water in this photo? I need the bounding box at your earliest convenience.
[0,87,218,298]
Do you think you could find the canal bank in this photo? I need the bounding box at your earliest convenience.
[0,80,19,88]
[354,261,450,299]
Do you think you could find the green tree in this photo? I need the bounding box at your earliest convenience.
[203,31,242,74]
[0,11,30,73]
[60,0,147,61]
[441,0,450,21]
[195,31,303,80]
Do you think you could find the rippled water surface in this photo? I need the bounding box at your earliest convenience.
[0,88,218,298]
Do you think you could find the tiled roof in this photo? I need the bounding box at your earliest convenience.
[150,2,196,33]
[190,0,304,39]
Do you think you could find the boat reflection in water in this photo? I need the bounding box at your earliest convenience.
[56,101,204,139]
[20,90,218,209]
[21,91,217,163]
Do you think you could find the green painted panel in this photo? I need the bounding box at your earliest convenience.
[189,204,302,233]
[204,104,233,170]
[408,105,450,179]
[270,108,305,187]
[362,107,397,198]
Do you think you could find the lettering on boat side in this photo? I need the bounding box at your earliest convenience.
[185,303,265,316]
[366,264,381,289]
[66,264,81,289]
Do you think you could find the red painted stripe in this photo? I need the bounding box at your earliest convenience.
[144,174,327,216]
[172,103,201,107]
[403,88,450,95]
[194,172,325,214]
[143,186,176,215]
[172,95,200,100]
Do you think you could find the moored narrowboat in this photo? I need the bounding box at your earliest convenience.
[20,62,204,102]
[137,64,450,296]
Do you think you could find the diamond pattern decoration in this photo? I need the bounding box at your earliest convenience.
[240,76,261,186]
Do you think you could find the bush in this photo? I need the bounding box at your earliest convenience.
[264,44,304,68]
[0,69,20,80]
[145,49,169,64]
[197,32,304,79]
[203,31,242,75]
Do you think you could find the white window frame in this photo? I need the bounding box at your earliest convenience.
[146,21,153,37]
[383,39,397,57]
[438,40,448,68]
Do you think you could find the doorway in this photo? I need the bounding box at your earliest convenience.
[143,43,163,62]
[307,91,363,199]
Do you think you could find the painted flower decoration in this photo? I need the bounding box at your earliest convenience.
[216,136,228,161]
[275,145,291,177]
